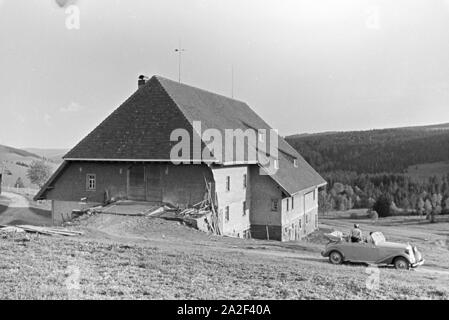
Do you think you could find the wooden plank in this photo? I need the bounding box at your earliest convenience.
[16,225,82,236]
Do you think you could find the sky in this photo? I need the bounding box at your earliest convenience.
[0,0,449,149]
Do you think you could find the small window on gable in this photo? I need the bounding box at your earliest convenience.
[86,174,96,191]
[243,173,247,189]
[226,176,231,191]
[294,159,298,168]
[225,206,230,222]
[271,199,279,212]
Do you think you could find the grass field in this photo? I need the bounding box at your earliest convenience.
[1,212,449,300]
[406,161,449,181]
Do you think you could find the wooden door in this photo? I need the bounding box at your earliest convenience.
[146,165,162,202]
[128,165,145,201]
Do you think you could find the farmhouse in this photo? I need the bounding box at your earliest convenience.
[34,75,326,241]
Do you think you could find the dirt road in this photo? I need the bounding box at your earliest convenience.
[0,192,51,226]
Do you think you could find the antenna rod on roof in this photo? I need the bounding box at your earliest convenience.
[174,40,186,83]
[231,65,234,98]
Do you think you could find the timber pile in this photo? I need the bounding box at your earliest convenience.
[0,224,83,236]
[175,177,221,235]
[177,199,210,217]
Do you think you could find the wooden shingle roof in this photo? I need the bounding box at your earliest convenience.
[63,75,326,194]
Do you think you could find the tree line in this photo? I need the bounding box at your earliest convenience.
[318,171,449,221]
[286,128,449,173]
[286,127,449,221]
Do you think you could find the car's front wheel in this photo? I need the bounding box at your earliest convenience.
[394,257,410,270]
[329,251,344,265]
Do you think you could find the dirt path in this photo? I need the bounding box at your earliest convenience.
[0,192,51,226]
[82,220,449,279]
[1,192,30,208]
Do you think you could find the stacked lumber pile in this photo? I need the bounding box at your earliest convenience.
[0,224,83,236]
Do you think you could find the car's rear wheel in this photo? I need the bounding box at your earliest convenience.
[394,257,410,270]
[329,251,343,265]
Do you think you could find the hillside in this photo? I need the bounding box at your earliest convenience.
[285,122,449,174]
[0,213,448,299]
[0,145,42,160]
[0,144,59,189]
[24,148,68,162]
[286,122,449,214]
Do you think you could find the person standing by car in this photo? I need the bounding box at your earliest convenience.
[367,231,375,244]
[350,224,363,243]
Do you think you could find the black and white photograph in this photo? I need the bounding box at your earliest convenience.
[0,0,448,305]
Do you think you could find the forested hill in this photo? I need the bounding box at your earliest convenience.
[285,123,449,174]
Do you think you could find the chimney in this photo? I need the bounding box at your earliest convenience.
[138,75,149,88]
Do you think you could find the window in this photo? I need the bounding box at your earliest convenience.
[313,190,316,200]
[258,131,265,142]
[226,176,231,191]
[306,213,309,224]
[293,159,298,168]
[292,196,294,210]
[225,206,230,222]
[299,219,302,228]
[274,159,279,170]
[242,201,247,216]
[86,174,96,191]
[286,198,289,211]
[243,174,247,189]
[271,199,279,212]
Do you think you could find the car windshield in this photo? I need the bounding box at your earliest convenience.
[370,232,386,245]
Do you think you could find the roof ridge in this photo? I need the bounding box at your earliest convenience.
[153,75,248,105]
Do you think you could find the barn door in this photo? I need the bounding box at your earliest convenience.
[128,165,146,201]
[146,165,162,202]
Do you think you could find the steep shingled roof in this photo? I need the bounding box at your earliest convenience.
[63,75,326,194]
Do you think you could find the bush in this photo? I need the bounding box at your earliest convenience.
[373,195,392,217]
[368,210,378,220]
[26,160,51,188]
[14,177,25,188]
[16,161,29,168]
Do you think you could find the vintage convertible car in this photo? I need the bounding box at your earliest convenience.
[321,231,424,270]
